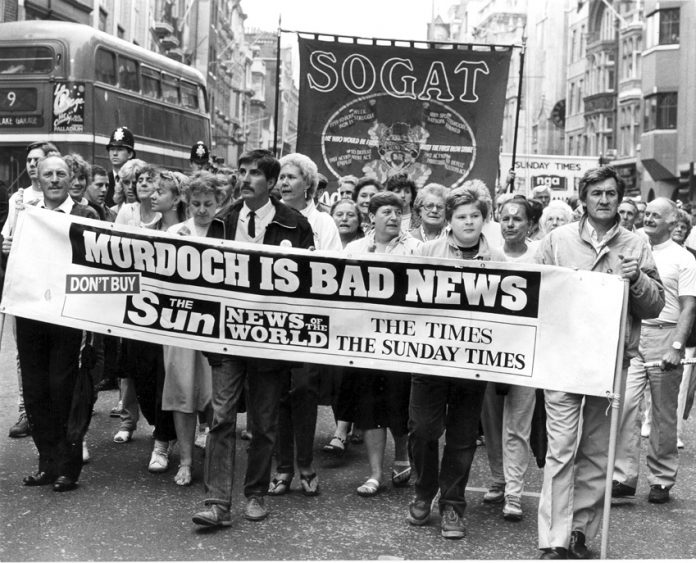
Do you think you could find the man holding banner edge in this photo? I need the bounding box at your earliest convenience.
[535,166,664,559]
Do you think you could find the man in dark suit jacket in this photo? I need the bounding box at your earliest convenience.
[193,149,314,529]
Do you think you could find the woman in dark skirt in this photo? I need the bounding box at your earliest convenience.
[343,192,422,496]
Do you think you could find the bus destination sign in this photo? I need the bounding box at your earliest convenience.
[0,115,43,127]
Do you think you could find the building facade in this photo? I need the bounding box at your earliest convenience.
[640,0,695,201]
[244,30,298,156]
[433,0,696,202]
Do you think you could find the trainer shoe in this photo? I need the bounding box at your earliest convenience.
[483,482,505,503]
[407,498,431,526]
[502,495,523,521]
[440,505,466,539]
[244,496,268,521]
[192,504,232,528]
[82,441,91,464]
[648,485,670,504]
[9,412,31,438]
[611,480,636,498]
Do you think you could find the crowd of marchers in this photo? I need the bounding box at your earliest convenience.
[3,126,695,560]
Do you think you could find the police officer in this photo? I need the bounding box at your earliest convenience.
[106,126,136,207]
[190,141,212,172]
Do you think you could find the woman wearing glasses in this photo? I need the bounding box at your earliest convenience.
[409,183,448,242]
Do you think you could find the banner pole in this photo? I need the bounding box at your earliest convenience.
[282,28,522,51]
[600,279,629,559]
[507,34,526,193]
[272,16,282,156]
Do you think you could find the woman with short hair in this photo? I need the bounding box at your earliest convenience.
[407,187,505,539]
[540,200,574,234]
[351,177,383,232]
[345,192,421,497]
[409,183,448,242]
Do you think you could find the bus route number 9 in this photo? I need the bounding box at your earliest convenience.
[6,91,16,107]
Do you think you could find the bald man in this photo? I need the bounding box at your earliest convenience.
[613,197,696,504]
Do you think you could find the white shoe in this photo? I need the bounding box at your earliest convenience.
[194,427,209,449]
[641,423,651,438]
[677,438,685,449]
[82,441,91,463]
[148,440,171,473]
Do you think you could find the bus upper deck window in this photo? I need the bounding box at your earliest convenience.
[96,49,117,84]
[181,82,198,110]
[0,46,54,74]
[118,56,139,92]
[162,75,179,105]
[142,68,161,99]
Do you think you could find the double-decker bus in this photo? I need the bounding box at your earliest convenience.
[0,20,211,191]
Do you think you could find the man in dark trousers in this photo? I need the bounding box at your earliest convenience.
[192,149,314,529]
[11,155,98,492]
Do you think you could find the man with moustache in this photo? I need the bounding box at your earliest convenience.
[192,149,313,529]
[612,198,696,505]
[536,166,664,559]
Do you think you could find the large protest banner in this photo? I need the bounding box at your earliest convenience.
[1,209,625,397]
[297,37,512,191]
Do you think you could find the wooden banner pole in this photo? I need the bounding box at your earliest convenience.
[600,279,629,559]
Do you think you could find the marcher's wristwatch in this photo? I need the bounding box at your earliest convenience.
[671,341,683,351]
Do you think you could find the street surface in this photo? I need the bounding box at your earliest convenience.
[0,320,694,561]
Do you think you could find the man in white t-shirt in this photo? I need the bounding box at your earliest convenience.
[613,197,696,504]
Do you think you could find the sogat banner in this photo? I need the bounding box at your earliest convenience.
[297,37,512,191]
[1,209,626,397]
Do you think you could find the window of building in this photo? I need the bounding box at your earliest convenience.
[658,8,680,45]
[95,48,117,85]
[643,92,678,131]
[118,56,139,92]
[99,8,107,32]
[646,8,680,47]
[117,26,125,40]
[141,67,161,99]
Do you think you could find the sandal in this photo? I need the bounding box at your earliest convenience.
[113,430,133,443]
[357,478,383,497]
[299,473,320,496]
[268,474,292,495]
[322,436,347,453]
[174,464,192,486]
[392,463,412,488]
